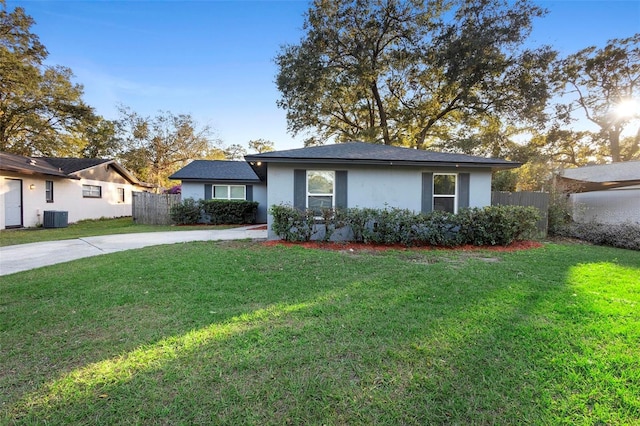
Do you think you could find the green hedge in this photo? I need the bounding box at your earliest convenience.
[171,198,258,225]
[269,204,540,246]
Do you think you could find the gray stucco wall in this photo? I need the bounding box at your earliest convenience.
[180,181,268,223]
[265,163,493,238]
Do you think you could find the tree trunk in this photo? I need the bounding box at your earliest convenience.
[370,82,391,145]
[609,125,622,162]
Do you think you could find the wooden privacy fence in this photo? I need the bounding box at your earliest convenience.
[491,191,550,236]
[132,192,181,225]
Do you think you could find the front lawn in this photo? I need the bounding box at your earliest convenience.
[1,242,638,424]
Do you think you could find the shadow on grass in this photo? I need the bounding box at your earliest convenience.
[2,242,639,424]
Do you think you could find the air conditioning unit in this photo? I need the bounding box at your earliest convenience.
[43,211,68,228]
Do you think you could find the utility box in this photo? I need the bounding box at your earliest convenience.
[43,211,68,228]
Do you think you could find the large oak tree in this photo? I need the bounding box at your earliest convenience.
[275,0,555,149]
[0,1,97,156]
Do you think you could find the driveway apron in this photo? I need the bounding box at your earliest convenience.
[0,226,267,276]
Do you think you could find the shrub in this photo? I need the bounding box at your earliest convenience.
[201,200,258,225]
[548,190,573,236]
[344,208,377,243]
[362,208,417,245]
[171,199,258,225]
[269,204,315,242]
[170,198,201,225]
[413,211,462,247]
[269,204,540,247]
[458,206,540,246]
[320,208,348,242]
[556,222,640,251]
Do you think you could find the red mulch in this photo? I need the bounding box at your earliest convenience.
[262,240,543,252]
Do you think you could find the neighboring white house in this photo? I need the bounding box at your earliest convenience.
[1,152,152,229]
[557,161,640,225]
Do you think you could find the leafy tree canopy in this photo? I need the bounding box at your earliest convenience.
[223,143,248,161]
[275,0,555,149]
[0,1,99,156]
[117,107,222,190]
[248,138,275,153]
[554,34,640,162]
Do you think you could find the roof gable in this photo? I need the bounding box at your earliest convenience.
[169,160,260,181]
[42,157,111,174]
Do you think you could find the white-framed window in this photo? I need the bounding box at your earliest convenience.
[117,187,125,203]
[82,184,102,198]
[433,173,457,213]
[45,180,54,203]
[307,170,335,213]
[213,185,245,200]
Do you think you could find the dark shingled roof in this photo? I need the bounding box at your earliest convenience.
[0,151,72,178]
[1,151,151,187]
[169,160,260,181]
[244,141,520,168]
[43,157,111,174]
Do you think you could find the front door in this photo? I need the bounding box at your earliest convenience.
[4,178,23,228]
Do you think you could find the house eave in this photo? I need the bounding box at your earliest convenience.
[244,156,520,170]
[172,177,262,184]
[556,176,640,193]
[0,166,78,179]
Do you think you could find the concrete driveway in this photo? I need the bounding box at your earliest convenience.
[0,225,267,276]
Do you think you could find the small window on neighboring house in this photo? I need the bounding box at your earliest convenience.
[82,184,102,198]
[307,170,335,214]
[45,180,54,203]
[213,185,245,200]
[118,188,125,203]
[229,185,245,200]
[433,174,457,213]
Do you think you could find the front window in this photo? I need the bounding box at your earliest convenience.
[82,184,102,198]
[45,180,53,203]
[433,174,457,213]
[118,188,125,203]
[213,185,245,200]
[307,170,334,214]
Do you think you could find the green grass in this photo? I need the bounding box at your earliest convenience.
[0,217,234,247]
[1,241,639,424]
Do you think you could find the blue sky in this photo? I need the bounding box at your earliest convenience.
[10,0,640,151]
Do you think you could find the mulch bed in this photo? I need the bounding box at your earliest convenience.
[262,240,543,253]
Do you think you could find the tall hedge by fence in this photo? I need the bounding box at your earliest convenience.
[492,191,549,236]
